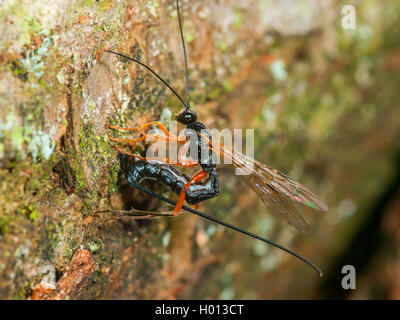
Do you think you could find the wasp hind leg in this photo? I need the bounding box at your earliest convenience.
[93,208,181,222]
[174,170,208,215]
[110,145,198,168]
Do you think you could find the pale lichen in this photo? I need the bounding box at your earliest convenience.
[269,59,288,81]
[21,31,57,79]
[27,128,55,162]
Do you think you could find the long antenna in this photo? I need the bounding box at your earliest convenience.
[127,180,323,276]
[176,0,190,109]
[105,50,186,108]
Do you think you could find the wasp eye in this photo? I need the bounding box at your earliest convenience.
[176,109,197,124]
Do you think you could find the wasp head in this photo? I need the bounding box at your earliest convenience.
[176,108,197,125]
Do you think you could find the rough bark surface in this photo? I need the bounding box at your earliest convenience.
[0,0,399,299]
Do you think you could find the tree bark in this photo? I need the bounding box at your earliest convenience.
[1,0,399,299]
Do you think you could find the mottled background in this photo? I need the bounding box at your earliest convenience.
[0,0,399,299]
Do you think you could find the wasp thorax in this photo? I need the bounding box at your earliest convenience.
[176,108,197,124]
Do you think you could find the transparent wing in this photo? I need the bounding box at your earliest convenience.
[242,174,310,232]
[208,137,328,232]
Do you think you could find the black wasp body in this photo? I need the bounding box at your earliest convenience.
[126,109,219,205]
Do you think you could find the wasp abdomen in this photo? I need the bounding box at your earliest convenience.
[126,160,219,205]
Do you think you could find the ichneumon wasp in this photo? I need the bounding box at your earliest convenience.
[101,0,328,276]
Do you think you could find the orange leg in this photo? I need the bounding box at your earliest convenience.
[109,121,199,167]
[108,132,182,147]
[112,146,198,168]
[108,129,172,145]
[173,170,207,215]
[108,122,187,143]
[108,135,146,148]
[107,124,140,132]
